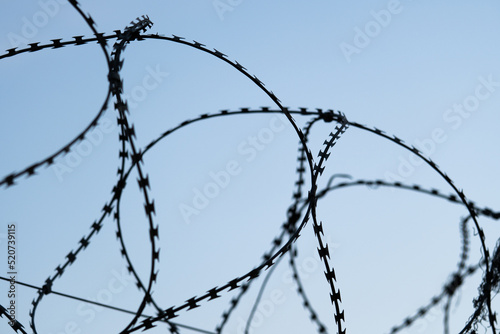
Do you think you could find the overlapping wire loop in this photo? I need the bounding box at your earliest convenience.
[1,2,499,334]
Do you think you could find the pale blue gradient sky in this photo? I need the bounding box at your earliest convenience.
[1,1,500,334]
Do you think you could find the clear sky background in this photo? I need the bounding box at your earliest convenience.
[1,1,500,334]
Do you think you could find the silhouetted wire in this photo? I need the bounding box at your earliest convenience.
[0,276,215,334]
[244,258,283,334]
[2,106,497,333]
[1,102,496,334]
[107,16,164,334]
[1,3,499,333]
[349,123,496,333]
[313,176,497,334]
[96,30,342,332]
[444,295,453,334]
[26,2,116,332]
[216,116,331,334]
[460,238,500,334]
[0,29,117,190]
[286,116,333,334]
[314,179,499,220]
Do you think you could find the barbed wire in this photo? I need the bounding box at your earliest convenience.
[1,2,498,334]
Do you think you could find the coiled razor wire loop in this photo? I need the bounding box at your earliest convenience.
[2,107,499,334]
[1,103,499,334]
[1,3,499,334]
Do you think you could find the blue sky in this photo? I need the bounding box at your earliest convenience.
[1,1,500,334]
